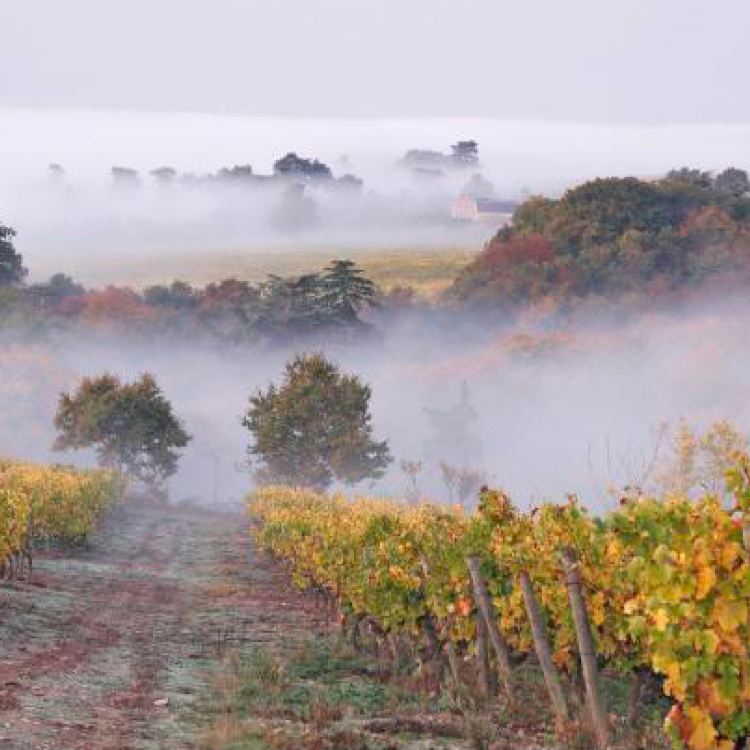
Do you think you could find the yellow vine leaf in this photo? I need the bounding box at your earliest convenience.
[695,565,716,600]
[685,706,717,750]
[712,599,747,632]
[720,542,741,571]
[655,608,669,632]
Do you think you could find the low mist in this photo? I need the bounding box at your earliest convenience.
[2,109,750,286]
[3,108,750,511]
[3,294,749,513]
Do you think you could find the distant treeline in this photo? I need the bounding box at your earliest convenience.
[52,151,363,192]
[0,255,393,346]
[3,165,750,346]
[48,140,482,190]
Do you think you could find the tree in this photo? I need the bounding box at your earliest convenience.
[27,273,85,312]
[243,353,391,489]
[143,280,198,311]
[399,149,447,170]
[665,167,713,189]
[552,177,672,251]
[254,273,328,338]
[715,167,750,198]
[111,166,140,189]
[461,172,495,199]
[273,152,332,181]
[511,196,557,236]
[424,382,481,466]
[78,286,153,328]
[0,222,27,286]
[215,164,254,184]
[321,259,378,324]
[54,373,191,492]
[48,163,66,183]
[271,184,318,232]
[450,140,479,167]
[151,166,177,185]
[335,173,364,192]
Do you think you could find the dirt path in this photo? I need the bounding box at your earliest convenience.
[0,502,325,750]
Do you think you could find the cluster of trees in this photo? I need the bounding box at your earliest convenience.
[399,140,480,178]
[54,354,390,496]
[0,231,381,344]
[447,167,750,309]
[53,152,363,193]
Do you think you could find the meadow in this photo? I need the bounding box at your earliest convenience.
[34,246,479,298]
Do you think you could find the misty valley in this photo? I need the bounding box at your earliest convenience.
[1,142,749,750]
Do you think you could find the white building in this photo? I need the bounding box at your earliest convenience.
[451,195,517,223]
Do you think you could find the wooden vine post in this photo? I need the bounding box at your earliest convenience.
[466,555,515,706]
[518,570,571,733]
[475,611,491,698]
[559,548,610,750]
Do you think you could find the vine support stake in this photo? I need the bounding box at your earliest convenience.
[560,548,610,750]
[519,569,571,733]
[475,609,491,699]
[466,555,515,707]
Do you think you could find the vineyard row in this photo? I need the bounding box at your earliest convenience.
[248,465,750,750]
[0,459,123,579]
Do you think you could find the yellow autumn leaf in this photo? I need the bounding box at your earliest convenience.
[655,608,669,632]
[590,591,606,626]
[720,542,741,570]
[695,565,716,600]
[685,706,716,750]
[712,599,747,632]
[665,660,681,688]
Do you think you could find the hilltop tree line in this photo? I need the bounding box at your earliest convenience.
[51,151,362,191]
[447,166,750,309]
[49,141,481,189]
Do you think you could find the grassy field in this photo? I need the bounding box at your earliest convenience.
[36,246,479,298]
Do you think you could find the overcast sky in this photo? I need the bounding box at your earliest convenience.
[1,0,748,123]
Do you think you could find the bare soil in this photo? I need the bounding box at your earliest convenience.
[0,502,325,750]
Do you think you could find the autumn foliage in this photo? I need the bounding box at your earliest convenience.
[448,171,750,310]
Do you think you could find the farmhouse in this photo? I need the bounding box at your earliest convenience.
[451,195,517,223]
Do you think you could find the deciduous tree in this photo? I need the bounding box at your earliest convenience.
[54,373,191,493]
[243,353,391,489]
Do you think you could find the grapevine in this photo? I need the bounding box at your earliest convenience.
[249,476,750,750]
[0,459,124,579]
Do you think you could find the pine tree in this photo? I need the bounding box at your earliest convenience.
[321,259,378,324]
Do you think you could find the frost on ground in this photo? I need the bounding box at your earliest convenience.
[0,502,327,750]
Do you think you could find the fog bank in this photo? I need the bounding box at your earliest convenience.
[1,110,750,279]
[3,297,749,513]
